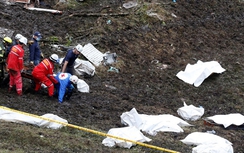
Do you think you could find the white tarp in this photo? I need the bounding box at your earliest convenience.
[102,126,151,148]
[205,113,244,128]
[120,108,192,136]
[181,132,233,153]
[0,107,67,129]
[176,60,226,87]
[177,102,204,121]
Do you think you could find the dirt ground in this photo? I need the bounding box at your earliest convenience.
[0,0,244,152]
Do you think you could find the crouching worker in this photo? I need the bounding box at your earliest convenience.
[55,73,78,103]
[32,54,59,97]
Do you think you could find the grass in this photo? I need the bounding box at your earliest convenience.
[0,121,185,153]
[0,122,104,152]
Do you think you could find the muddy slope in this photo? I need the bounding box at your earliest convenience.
[0,0,244,152]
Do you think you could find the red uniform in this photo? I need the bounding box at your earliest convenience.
[32,58,58,96]
[7,44,24,95]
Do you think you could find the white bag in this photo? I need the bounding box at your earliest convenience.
[177,102,204,121]
[77,79,89,93]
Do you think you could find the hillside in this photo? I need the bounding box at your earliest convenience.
[0,0,243,152]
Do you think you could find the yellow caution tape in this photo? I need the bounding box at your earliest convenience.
[0,106,180,153]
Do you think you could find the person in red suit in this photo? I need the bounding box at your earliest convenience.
[32,54,59,97]
[7,36,27,96]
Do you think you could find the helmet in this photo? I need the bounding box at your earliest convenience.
[49,54,59,63]
[19,37,27,45]
[15,34,23,40]
[70,75,79,84]
[3,37,12,44]
[75,44,83,53]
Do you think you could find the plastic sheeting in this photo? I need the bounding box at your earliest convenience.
[181,132,233,153]
[205,113,244,128]
[176,60,226,87]
[0,107,67,129]
[102,126,151,148]
[120,108,192,136]
[103,52,117,66]
[177,102,204,121]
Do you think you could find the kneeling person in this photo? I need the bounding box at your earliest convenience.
[55,73,78,103]
[32,54,59,97]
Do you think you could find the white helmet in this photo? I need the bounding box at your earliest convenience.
[75,44,83,53]
[49,54,59,63]
[19,37,27,45]
[70,75,78,84]
[15,34,23,40]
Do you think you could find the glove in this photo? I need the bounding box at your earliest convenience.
[30,61,34,67]
[28,40,34,45]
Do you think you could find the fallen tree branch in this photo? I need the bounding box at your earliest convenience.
[0,11,11,18]
[69,12,129,17]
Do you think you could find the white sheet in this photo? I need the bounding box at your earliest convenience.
[0,107,67,129]
[59,58,95,77]
[74,59,95,77]
[120,108,192,136]
[177,102,204,121]
[102,126,151,148]
[206,113,244,128]
[176,60,226,87]
[77,79,89,93]
[181,132,233,153]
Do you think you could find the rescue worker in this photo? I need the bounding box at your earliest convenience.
[13,34,23,46]
[61,44,83,75]
[32,54,59,97]
[54,73,78,103]
[29,31,43,66]
[0,37,13,80]
[0,37,14,86]
[2,37,13,58]
[5,34,23,58]
[7,36,27,96]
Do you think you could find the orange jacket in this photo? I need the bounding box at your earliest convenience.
[7,44,24,71]
[32,58,58,84]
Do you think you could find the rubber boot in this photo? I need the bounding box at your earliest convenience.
[17,91,22,96]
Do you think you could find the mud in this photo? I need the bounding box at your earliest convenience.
[0,0,244,152]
